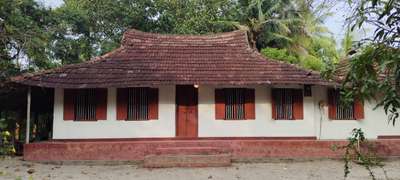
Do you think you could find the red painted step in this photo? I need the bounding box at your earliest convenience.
[144,154,232,168]
[154,146,232,155]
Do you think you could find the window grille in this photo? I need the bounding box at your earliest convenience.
[224,88,246,120]
[74,89,96,121]
[127,87,149,120]
[333,90,355,120]
[274,89,295,120]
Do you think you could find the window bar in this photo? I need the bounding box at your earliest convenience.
[228,90,231,120]
[86,90,89,120]
[133,88,136,120]
[276,90,279,119]
[79,91,82,120]
[279,90,282,119]
[87,90,90,120]
[130,88,132,120]
[233,89,236,119]
[140,88,143,119]
[284,89,290,119]
[136,88,139,120]
[283,89,286,120]
[226,89,230,120]
[227,89,231,120]
[131,88,133,120]
[236,89,242,119]
[75,93,78,120]
[282,89,285,120]
[224,90,227,120]
[277,90,281,119]
[79,91,83,120]
[90,89,94,120]
[289,89,292,119]
[144,88,148,119]
[88,90,91,120]
[238,89,243,119]
[230,89,233,120]
[137,88,140,120]
[285,89,288,119]
[140,88,143,120]
[128,88,131,120]
[145,88,148,119]
[85,90,88,120]
[139,88,142,120]
[132,88,135,120]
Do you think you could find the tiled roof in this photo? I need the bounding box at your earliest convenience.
[334,59,350,83]
[13,29,330,88]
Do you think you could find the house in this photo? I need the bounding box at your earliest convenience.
[13,29,400,162]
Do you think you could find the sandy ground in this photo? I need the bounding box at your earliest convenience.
[1,157,400,180]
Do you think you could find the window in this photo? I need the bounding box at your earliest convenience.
[271,88,303,120]
[215,88,255,120]
[75,89,97,121]
[224,88,246,120]
[328,89,364,120]
[117,87,158,120]
[127,88,150,120]
[63,89,107,121]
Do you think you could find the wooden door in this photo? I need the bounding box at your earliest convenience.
[176,85,198,138]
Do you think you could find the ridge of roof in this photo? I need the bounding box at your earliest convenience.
[123,28,247,39]
[121,28,251,48]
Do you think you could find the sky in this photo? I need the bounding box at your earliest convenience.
[37,0,372,48]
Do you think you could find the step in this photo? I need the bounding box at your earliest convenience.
[143,154,232,168]
[154,146,232,155]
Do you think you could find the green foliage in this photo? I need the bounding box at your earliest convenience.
[344,0,400,124]
[300,55,323,71]
[0,0,56,81]
[333,128,387,180]
[344,45,400,125]
[341,26,355,57]
[50,0,159,64]
[260,48,298,64]
[0,117,14,156]
[261,47,327,71]
[154,0,234,34]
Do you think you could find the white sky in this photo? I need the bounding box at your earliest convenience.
[37,0,372,47]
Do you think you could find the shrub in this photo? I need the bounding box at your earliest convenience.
[300,55,323,71]
[0,117,15,156]
[332,128,388,180]
[260,47,299,64]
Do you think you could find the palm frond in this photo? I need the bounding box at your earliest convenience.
[264,1,282,17]
[268,32,294,43]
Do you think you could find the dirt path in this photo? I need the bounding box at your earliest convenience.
[1,157,399,180]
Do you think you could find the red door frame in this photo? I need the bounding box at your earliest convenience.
[175,85,198,138]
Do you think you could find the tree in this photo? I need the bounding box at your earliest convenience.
[153,0,234,34]
[0,0,54,81]
[49,0,158,64]
[343,0,400,124]
[218,0,302,49]
[256,0,338,71]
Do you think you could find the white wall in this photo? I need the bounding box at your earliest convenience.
[52,86,176,139]
[197,85,399,139]
[314,86,400,139]
[52,85,399,139]
[198,85,316,137]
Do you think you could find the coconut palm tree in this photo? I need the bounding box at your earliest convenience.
[218,0,302,49]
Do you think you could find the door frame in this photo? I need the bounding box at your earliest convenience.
[175,85,198,138]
